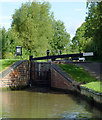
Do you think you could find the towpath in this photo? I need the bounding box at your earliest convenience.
[75,62,102,81]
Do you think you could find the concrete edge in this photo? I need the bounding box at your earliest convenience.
[80,85,102,105]
[80,86,102,96]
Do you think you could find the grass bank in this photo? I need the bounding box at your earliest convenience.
[81,82,102,93]
[0,59,19,72]
[58,64,98,83]
[58,64,101,93]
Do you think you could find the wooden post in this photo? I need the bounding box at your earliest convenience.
[47,50,49,56]
[29,56,33,87]
[47,50,49,62]
[29,56,33,61]
[59,50,61,55]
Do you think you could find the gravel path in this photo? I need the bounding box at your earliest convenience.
[75,62,102,81]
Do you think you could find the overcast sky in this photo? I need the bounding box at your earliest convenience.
[0,0,87,39]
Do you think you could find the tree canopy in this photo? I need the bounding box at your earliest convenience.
[11,2,54,57]
[85,2,102,58]
[72,22,86,52]
[72,1,102,59]
[1,1,70,59]
[50,20,70,55]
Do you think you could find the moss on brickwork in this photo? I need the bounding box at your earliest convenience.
[9,85,28,90]
[0,87,11,91]
[0,85,28,91]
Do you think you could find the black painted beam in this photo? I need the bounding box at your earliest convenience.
[30,53,83,61]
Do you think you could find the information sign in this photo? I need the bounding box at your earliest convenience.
[83,52,94,56]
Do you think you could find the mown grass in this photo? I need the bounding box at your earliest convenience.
[0,59,19,72]
[58,64,98,83]
[81,82,102,93]
[58,64,101,93]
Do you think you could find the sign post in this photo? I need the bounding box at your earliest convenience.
[16,46,22,56]
[15,46,22,59]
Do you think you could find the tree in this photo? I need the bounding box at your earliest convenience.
[0,28,2,59]
[72,1,102,60]
[1,27,7,58]
[72,22,87,52]
[85,2,102,58]
[2,1,71,59]
[11,1,54,57]
[50,20,70,55]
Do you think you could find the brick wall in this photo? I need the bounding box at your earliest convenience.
[51,63,80,92]
[0,60,80,91]
[0,60,30,88]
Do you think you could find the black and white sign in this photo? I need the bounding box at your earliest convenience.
[83,52,94,56]
[16,46,22,55]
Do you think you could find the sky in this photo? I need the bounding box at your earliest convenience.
[0,0,87,39]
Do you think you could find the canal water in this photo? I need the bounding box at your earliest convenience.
[0,87,102,119]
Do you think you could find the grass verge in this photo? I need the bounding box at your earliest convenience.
[58,64,98,83]
[58,64,101,93]
[81,82,102,93]
[0,59,19,72]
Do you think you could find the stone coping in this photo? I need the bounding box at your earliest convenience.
[0,60,27,79]
[80,85,102,96]
[52,61,92,64]
[80,85,102,106]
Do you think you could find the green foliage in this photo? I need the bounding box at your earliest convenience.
[58,64,98,83]
[11,1,54,57]
[85,2,102,58]
[0,28,2,59]
[50,20,70,55]
[1,1,71,59]
[72,22,86,52]
[72,2,102,60]
[1,27,7,58]
[1,27,17,59]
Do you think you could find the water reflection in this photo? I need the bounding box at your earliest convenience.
[1,87,102,119]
